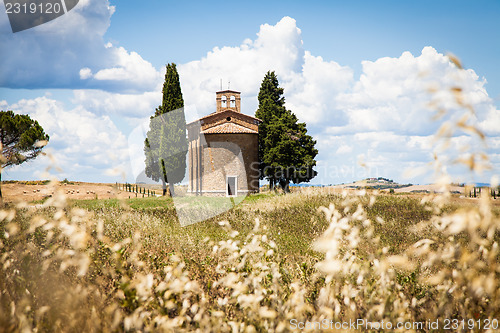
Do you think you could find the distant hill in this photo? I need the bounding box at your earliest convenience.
[290,183,328,187]
[343,177,412,190]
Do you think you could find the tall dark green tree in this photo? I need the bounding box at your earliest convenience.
[255,71,318,192]
[256,72,287,190]
[0,110,49,200]
[258,71,285,108]
[144,63,187,196]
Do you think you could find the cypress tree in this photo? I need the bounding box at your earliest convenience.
[255,71,318,193]
[144,63,187,196]
[256,72,286,190]
[258,71,285,108]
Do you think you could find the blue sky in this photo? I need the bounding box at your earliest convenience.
[1,0,499,185]
[108,1,500,88]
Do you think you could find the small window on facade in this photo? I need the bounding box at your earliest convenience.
[230,95,236,107]
[227,176,237,196]
[226,117,231,121]
[221,95,227,107]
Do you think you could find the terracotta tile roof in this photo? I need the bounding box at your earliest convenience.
[202,122,258,134]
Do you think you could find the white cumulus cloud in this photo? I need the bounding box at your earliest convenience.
[178,16,353,123]
[5,97,130,181]
[0,0,161,93]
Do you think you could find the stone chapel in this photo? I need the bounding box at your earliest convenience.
[187,90,261,196]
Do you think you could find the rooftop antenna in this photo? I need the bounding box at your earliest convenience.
[220,79,222,91]
[228,80,230,90]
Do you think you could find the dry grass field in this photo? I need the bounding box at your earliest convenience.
[1,182,499,332]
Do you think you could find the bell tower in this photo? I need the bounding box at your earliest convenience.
[216,90,241,113]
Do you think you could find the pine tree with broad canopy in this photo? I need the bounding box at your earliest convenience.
[0,110,49,200]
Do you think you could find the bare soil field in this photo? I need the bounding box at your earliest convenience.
[0,182,159,203]
[391,184,464,193]
[322,183,500,208]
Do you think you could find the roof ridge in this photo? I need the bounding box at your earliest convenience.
[187,109,262,126]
